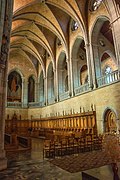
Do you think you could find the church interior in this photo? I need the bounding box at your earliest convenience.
[0,0,120,179]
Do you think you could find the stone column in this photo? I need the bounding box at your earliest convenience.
[55,68,59,102]
[22,79,28,108]
[35,80,39,102]
[85,43,94,89]
[44,76,47,105]
[69,56,74,97]
[67,60,72,97]
[72,58,79,88]
[0,0,13,170]
[53,69,57,102]
[89,43,101,88]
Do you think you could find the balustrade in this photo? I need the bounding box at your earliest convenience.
[97,70,120,87]
[74,83,89,95]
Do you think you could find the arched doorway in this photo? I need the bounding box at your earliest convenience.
[104,109,117,133]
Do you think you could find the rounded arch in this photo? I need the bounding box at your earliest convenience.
[57,51,67,69]
[100,50,116,63]
[57,51,68,94]
[71,36,85,59]
[90,15,116,78]
[90,15,110,44]
[100,51,118,76]
[57,50,68,68]
[8,68,24,81]
[28,74,37,82]
[7,70,22,102]
[103,107,118,133]
[71,37,87,88]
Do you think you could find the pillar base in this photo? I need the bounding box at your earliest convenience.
[0,157,7,171]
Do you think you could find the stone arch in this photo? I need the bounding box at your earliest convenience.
[103,108,118,133]
[90,15,116,79]
[7,70,22,102]
[100,51,118,75]
[71,37,87,88]
[57,51,68,94]
[8,68,24,81]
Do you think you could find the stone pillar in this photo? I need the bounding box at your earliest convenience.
[44,76,47,105]
[72,58,79,88]
[35,80,39,102]
[53,69,57,102]
[0,0,13,170]
[69,56,74,97]
[22,79,28,108]
[89,43,100,88]
[67,60,72,97]
[85,43,94,89]
[55,68,59,102]
[58,69,64,94]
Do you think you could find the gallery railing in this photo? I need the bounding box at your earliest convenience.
[97,70,119,87]
[7,102,22,107]
[74,83,89,95]
[48,97,55,105]
[59,91,70,101]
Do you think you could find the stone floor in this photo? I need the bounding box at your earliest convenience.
[0,137,120,180]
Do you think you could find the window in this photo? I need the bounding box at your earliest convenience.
[104,66,112,83]
[71,20,79,31]
[92,0,103,11]
[105,66,112,75]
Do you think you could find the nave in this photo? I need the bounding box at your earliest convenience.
[1,137,120,180]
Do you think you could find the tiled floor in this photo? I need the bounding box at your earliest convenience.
[0,138,120,180]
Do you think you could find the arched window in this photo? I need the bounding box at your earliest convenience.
[92,0,103,11]
[7,71,22,102]
[71,20,79,31]
[104,66,112,75]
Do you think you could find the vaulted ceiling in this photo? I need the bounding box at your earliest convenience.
[10,0,89,75]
